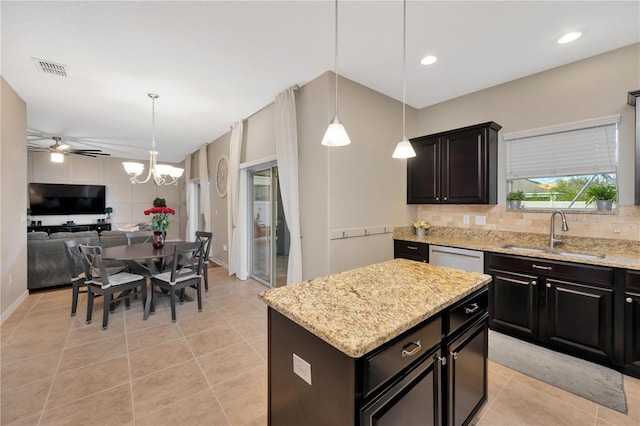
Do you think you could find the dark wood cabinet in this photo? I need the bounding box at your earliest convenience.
[487,253,615,363]
[624,270,640,376]
[488,268,539,338]
[394,240,429,263]
[407,122,501,205]
[446,317,488,426]
[268,287,489,426]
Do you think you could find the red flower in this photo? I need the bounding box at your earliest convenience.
[144,207,175,215]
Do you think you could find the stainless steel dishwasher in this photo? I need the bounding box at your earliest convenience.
[428,245,485,273]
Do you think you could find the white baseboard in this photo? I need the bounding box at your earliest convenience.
[210,256,229,271]
[1,289,29,324]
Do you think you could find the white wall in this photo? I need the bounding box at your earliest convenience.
[1,77,28,319]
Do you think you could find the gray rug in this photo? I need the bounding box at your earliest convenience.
[488,330,627,413]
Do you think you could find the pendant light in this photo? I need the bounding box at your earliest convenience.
[123,93,184,185]
[392,0,416,159]
[322,0,351,147]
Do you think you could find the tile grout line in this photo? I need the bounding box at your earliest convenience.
[179,317,233,426]
[35,306,76,426]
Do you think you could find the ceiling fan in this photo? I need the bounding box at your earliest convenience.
[27,134,111,160]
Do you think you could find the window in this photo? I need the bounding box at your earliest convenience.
[505,115,620,210]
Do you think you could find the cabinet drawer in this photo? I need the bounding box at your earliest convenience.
[626,270,640,292]
[394,240,428,261]
[364,315,442,397]
[488,253,613,288]
[448,288,488,336]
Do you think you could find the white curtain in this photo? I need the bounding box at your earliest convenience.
[184,154,192,240]
[275,86,302,284]
[228,121,244,277]
[199,145,211,233]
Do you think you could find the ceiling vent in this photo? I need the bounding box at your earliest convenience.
[32,57,68,77]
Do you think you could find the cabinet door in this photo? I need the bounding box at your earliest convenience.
[544,279,613,361]
[624,292,640,370]
[407,136,440,204]
[441,128,487,204]
[394,240,428,263]
[488,269,539,338]
[361,349,442,426]
[447,317,488,426]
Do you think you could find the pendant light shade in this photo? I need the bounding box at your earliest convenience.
[322,115,351,147]
[392,0,416,159]
[323,0,351,147]
[392,138,416,159]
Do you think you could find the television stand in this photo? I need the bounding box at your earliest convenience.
[27,223,111,235]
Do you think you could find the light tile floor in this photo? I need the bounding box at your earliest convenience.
[1,266,639,425]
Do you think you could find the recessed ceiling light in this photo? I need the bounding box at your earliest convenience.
[557,32,582,44]
[420,55,438,65]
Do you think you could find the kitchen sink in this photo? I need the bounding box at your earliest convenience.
[502,245,605,260]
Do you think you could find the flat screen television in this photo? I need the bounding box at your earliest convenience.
[29,183,106,215]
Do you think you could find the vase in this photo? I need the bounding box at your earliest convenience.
[416,227,426,237]
[596,200,613,211]
[152,231,166,249]
[507,200,522,210]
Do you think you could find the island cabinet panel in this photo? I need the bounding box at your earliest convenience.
[624,270,640,377]
[267,287,490,426]
[487,253,615,364]
[407,122,500,205]
[446,316,488,426]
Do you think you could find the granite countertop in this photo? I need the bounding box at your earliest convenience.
[395,227,640,271]
[259,258,491,358]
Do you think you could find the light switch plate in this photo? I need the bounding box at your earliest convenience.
[293,353,312,385]
[475,215,487,225]
[463,215,470,225]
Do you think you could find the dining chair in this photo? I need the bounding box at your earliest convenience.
[125,230,154,245]
[195,231,212,291]
[65,240,128,316]
[150,241,204,322]
[79,245,147,330]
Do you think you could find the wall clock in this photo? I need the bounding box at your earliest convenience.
[216,155,229,198]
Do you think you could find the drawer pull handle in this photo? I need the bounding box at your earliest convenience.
[532,264,552,271]
[464,303,480,314]
[401,340,422,357]
[532,280,537,286]
[627,297,634,303]
[451,351,458,360]
[546,283,552,288]
[407,246,418,250]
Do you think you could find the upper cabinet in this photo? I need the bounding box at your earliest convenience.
[407,122,501,204]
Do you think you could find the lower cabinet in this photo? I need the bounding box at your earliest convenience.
[361,347,442,426]
[394,240,429,263]
[487,253,615,364]
[268,287,489,426]
[446,317,488,426]
[625,271,640,376]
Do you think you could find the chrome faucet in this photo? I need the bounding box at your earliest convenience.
[549,210,569,248]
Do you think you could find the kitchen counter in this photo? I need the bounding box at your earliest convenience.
[394,226,640,270]
[259,258,491,358]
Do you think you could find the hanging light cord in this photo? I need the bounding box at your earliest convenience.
[150,93,158,151]
[402,0,407,140]
[334,0,339,117]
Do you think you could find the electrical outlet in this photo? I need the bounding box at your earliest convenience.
[463,215,470,225]
[9,273,13,286]
[475,215,487,225]
[222,244,227,252]
[293,353,312,385]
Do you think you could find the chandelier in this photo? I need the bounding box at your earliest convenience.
[122,93,184,185]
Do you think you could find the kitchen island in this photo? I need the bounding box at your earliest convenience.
[260,258,492,426]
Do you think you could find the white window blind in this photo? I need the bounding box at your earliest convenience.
[505,115,620,180]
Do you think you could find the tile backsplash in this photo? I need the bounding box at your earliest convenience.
[417,205,640,241]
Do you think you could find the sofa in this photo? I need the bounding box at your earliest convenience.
[27,230,129,291]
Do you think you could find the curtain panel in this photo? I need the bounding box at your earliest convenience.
[199,145,212,233]
[228,121,244,277]
[275,86,303,284]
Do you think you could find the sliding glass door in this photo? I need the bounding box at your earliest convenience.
[249,162,289,287]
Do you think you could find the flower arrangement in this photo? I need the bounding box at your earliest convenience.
[413,221,430,230]
[144,198,175,232]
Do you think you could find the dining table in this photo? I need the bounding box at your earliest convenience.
[100,241,181,320]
